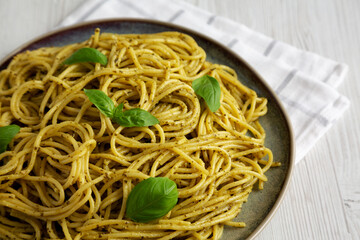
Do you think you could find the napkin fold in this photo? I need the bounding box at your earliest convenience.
[59,0,350,163]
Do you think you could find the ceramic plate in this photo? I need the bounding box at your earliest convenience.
[0,19,294,240]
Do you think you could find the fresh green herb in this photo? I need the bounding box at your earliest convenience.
[83,89,114,118]
[125,177,178,223]
[0,125,20,153]
[113,103,159,127]
[84,89,159,127]
[63,47,108,65]
[192,75,221,112]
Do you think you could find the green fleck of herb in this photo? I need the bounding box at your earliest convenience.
[192,75,221,112]
[63,47,108,65]
[0,125,20,153]
[126,177,178,223]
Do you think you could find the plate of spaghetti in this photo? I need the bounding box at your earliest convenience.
[0,19,294,240]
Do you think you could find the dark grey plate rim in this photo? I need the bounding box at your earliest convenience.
[0,18,295,240]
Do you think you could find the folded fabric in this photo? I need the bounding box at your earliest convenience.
[59,0,350,163]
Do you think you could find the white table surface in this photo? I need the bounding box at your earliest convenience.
[0,0,359,239]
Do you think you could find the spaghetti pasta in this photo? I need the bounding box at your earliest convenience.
[0,29,278,239]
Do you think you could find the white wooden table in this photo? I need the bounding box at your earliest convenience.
[0,0,359,239]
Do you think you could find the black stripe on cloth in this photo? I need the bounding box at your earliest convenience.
[207,15,216,25]
[280,94,330,127]
[121,0,153,18]
[227,38,238,48]
[168,9,185,22]
[263,40,277,56]
[77,0,110,23]
[275,69,298,94]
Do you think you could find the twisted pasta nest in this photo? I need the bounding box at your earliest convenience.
[0,29,277,239]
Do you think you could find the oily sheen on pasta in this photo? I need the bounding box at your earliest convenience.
[0,29,277,240]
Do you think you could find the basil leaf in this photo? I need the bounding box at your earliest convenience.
[113,102,124,118]
[84,89,114,118]
[126,177,178,223]
[0,125,20,153]
[192,75,221,112]
[84,89,159,127]
[63,47,108,65]
[113,106,159,127]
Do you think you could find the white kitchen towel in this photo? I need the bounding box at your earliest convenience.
[59,0,350,163]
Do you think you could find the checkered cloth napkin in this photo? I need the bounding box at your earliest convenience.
[59,0,350,163]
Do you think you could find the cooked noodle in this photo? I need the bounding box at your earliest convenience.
[0,29,278,240]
